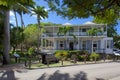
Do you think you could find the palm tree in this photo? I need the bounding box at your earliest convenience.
[87,28,102,53]
[0,0,35,64]
[15,1,35,54]
[31,6,48,52]
[57,26,76,50]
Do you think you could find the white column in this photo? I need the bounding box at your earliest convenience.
[41,35,43,50]
[106,24,107,37]
[45,39,46,49]
[53,26,55,50]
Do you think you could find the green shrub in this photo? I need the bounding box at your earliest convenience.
[68,50,79,58]
[78,56,84,61]
[90,52,100,62]
[54,50,68,60]
[28,47,35,56]
[54,50,69,66]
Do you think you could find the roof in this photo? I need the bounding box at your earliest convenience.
[81,21,105,26]
[83,21,96,25]
[62,22,72,26]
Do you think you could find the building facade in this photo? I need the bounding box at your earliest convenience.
[41,22,113,54]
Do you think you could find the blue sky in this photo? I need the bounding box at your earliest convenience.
[10,0,120,34]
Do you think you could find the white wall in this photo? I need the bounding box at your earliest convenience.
[101,37,113,54]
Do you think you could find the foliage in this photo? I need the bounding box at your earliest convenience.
[24,24,38,46]
[107,26,117,37]
[28,47,35,55]
[31,6,48,21]
[68,50,79,58]
[93,9,119,25]
[57,26,72,36]
[87,28,102,53]
[41,22,62,26]
[54,50,68,60]
[114,36,120,48]
[10,27,24,51]
[24,24,46,48]
[30,5,48,52]
[87,28,102,36]
[45,0,120,26]
[90,52,100,62]
[78,50,89,62]
[0,0,35,64]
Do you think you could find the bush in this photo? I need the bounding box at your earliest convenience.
[68,50,79,58]
[90,52,100,62]
[54,50,68,60]
[78,56,84,61]
[28,47,35,56]
[54,50,69,66]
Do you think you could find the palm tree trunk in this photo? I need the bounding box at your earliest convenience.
[20,13,24,54]
[3,10,10,64]
[37,17,40,53]
[13,10,18,29]
[61,59,63,66]
[21,13,25,29]
[91,37,93,53]
[13,9,19,49]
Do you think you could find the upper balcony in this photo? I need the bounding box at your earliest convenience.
[42,31,107,38]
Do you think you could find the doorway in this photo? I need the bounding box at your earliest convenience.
[93,41,97,52]
[69,42,74,50]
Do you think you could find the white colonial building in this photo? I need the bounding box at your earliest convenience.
[41,22,113,54]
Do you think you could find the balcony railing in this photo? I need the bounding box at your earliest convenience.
[42,31,107,37]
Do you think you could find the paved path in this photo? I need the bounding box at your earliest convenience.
[0,62,120,80]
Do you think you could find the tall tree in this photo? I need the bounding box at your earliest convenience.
[24,24,46,49]
[31,6,48,52]
[0,0,35,64]
[10,27,24,53]
[57,26,76,50]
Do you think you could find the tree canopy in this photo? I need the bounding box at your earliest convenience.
[45,0,120,24]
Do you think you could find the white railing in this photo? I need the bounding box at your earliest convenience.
[42,32,107,37]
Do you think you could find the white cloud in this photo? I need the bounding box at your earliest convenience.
[10,11,15,25]
[10,17,15,25]
[10,11,15,17]
[32,15,37,18]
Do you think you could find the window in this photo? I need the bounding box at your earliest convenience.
[82,41,86,50]
[93,41,98,51]
[82,28,86,32]
[107,40,111,48]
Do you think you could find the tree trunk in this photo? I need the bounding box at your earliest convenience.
[12,46,16,54]
[84,58,86,63]
[20,13,24,54]
[91,39,93,53]
[3,10,10,64]
[37,17,41,53]
[13,10,19,48]
[95,57,96,63]
[13,10,18,29]
[61,59,63,66]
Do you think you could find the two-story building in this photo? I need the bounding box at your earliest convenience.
[41,21,113,54]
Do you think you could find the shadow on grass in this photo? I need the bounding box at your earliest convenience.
[37,70,88,80]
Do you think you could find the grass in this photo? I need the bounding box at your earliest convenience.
[30,61,82,68]
[30,59,113,69]
[30,60,96,69]
[8,57,113,69]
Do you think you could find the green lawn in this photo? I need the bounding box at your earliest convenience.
[29,59,113,69]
